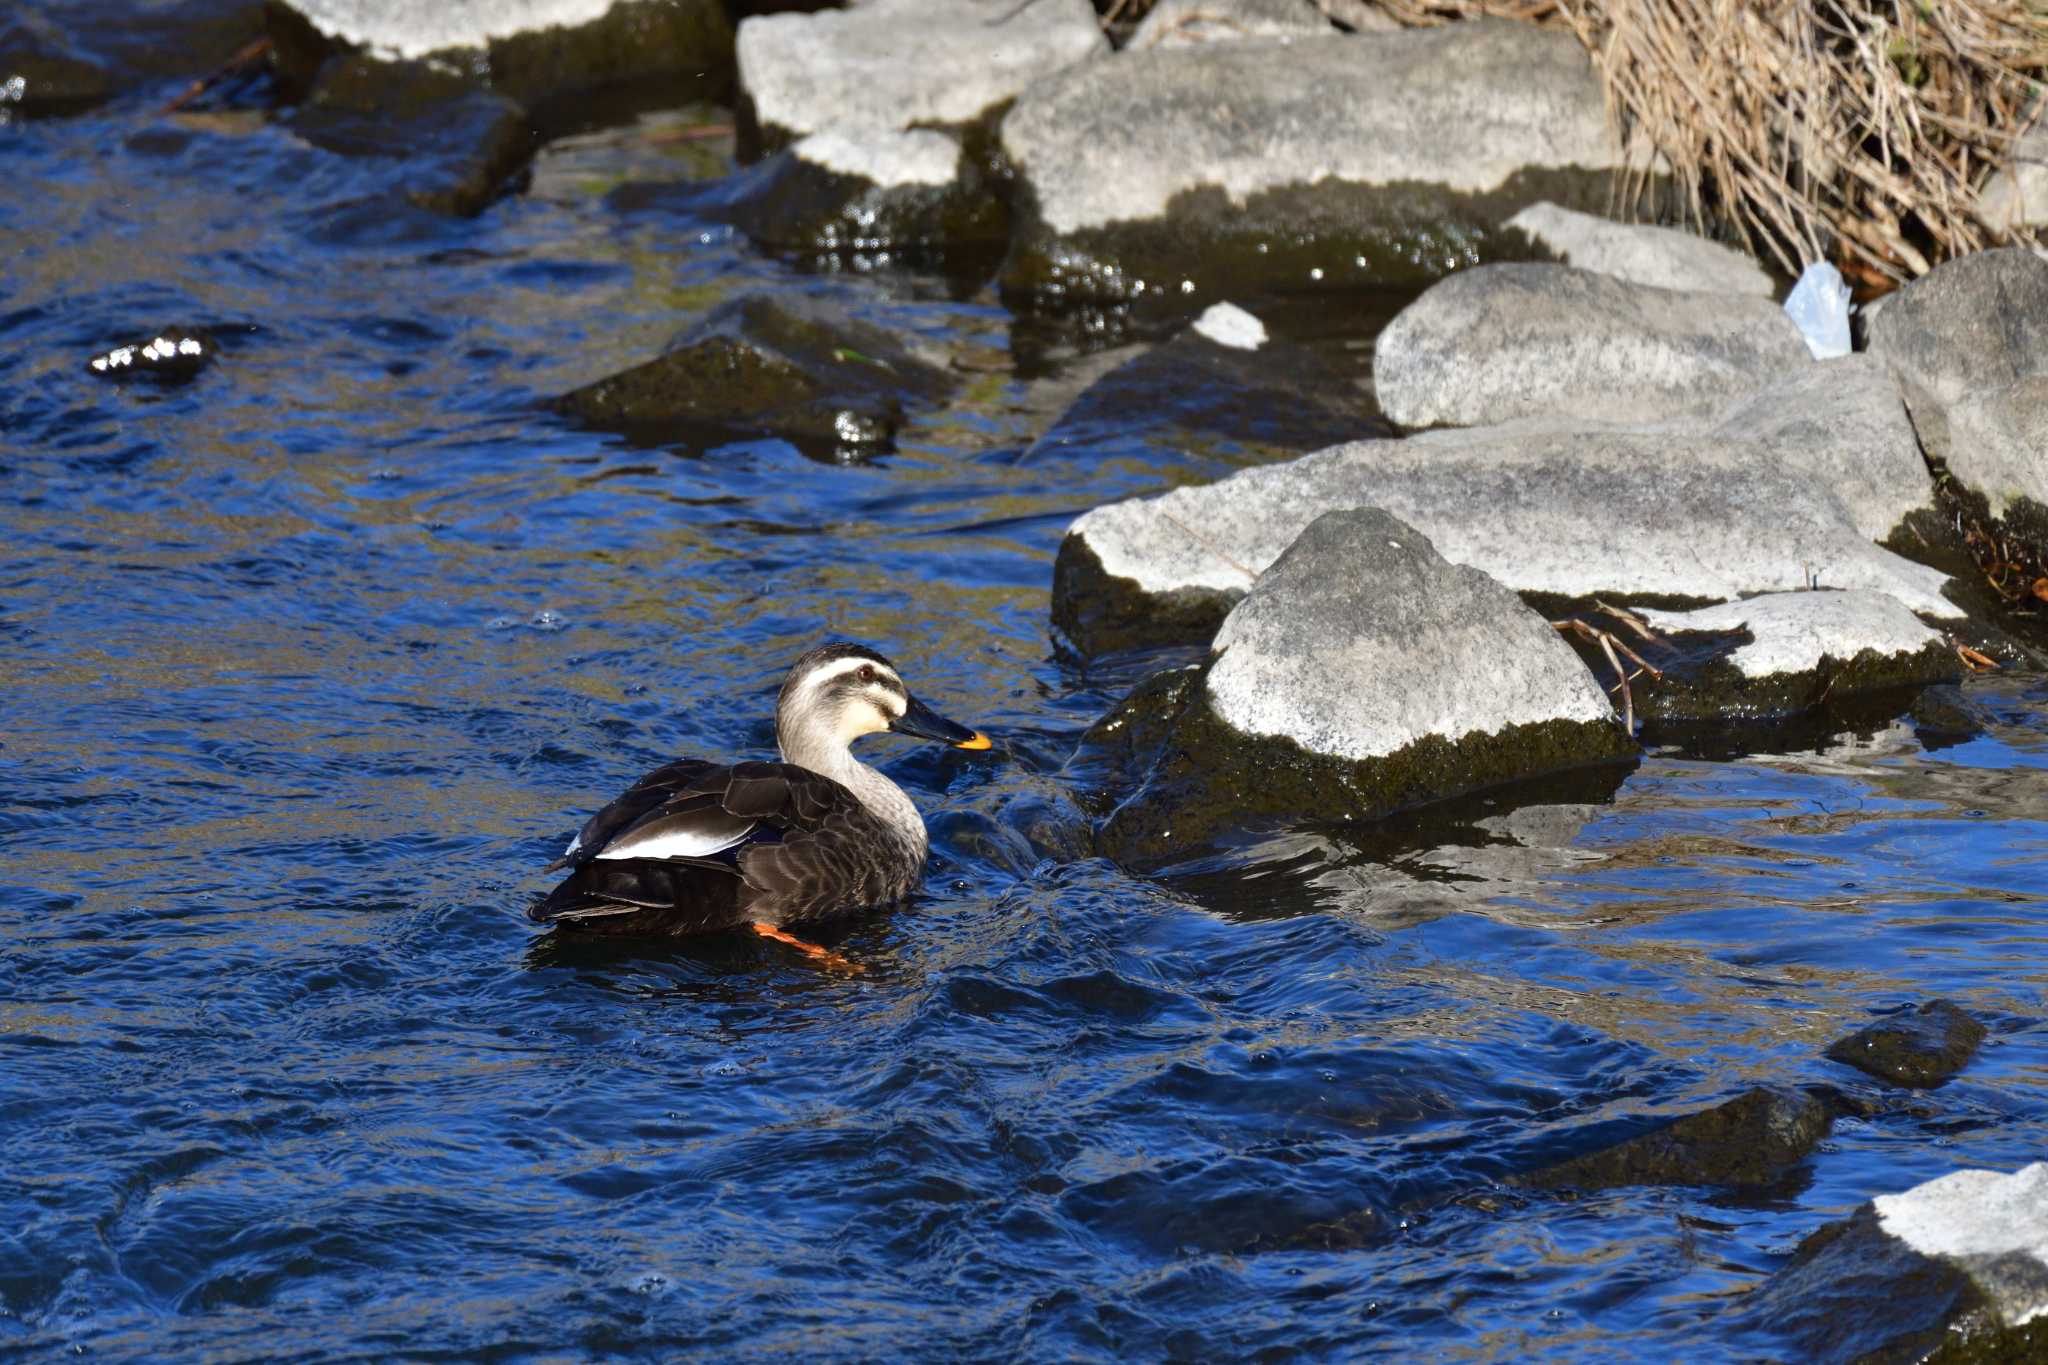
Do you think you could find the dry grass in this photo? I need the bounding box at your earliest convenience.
[1344,1,2048,284]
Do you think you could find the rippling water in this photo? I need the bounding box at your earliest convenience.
[4,98,2046,1362]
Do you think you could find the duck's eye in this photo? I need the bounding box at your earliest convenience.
[857,665,875,683]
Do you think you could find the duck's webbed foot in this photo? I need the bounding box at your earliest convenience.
[751,921,862,975]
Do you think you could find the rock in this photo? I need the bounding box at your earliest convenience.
[1021,302,1384,466]
[554,292,958,459]
[1505,201,1777,298]
[998,20,1646,305]
[1513,1087,1842,1192]
[0,21,109,119]
[1623,590,1960,722]
[1825,1000,1989,1089]
[271,0,733,123]
[1746,1164,2048,1364]
[1932,376,2048,526]
[1128,0,1333,50]
[287,55,533,217]
[1053,358,1947,656]
[527,105,731,205]
[3,0,265,118]
[1374,263,1811,429]
[85,327,217,383]
[700,129,1007,260]
[735,0,1105,155]
[1094,509,1634,867]
[1866,248,2048,408]
[1978,114,2048,232]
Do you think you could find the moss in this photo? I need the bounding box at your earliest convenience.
[1096,659,1637,870]
[1051,534,1239,658]
[1630,641,1963,723]
[487,0,734,135]
[999,166,1667,310]
[1825,1000,1988,1089]
[1927,1315,2048,1365]
[1510,1087,1840,1192]
[715,150,1009,259]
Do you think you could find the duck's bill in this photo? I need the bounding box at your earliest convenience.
[893,694,992,750]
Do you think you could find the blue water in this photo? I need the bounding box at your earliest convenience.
[4,94,2047,1363]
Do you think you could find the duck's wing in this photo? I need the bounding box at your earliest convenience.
[531,760,869,929]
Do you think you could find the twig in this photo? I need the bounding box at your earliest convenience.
[1160,511,1258,582]
[158,37,271,116]
[1554,617,1660,730]
[1593,598,1667,644]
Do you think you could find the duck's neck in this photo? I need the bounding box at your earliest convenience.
[779,733,927,854]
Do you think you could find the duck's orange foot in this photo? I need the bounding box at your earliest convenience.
[751,921,862,974]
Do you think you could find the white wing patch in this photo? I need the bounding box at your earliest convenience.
[595,813,756,862]
[562,834,582,859]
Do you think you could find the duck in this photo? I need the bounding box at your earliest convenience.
[530,642,991,955]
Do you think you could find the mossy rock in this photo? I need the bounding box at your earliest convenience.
[1511,1086,1846,1193]
[1826,1000,1988,1090]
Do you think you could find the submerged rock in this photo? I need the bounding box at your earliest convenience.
[272,0,733,124]
[1374,263,1809,429]
[1022,301,1384,466]
[1825,1000,1988,1089]
[1514,1087,1843,1192]
[1623,590,1960,722]
[1095,509,1633,868]
[85,327,217,383]
[1054,359,1946,656]
[702,129,1007,260]
[555,292,957,458]
[1504,201,1777,298]
[287,55,533,216]
[0,21,109,119]
[1747,1163,2048,1363]
[999,20,1644,304]
[735,0,1105,156]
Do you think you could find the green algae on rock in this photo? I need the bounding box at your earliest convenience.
[1826,1000,1989,1090]
[1512,1087,1848,1192]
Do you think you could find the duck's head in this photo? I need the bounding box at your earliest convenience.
[776,642,991,761]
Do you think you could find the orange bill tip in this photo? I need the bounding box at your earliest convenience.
[955,731,993,751]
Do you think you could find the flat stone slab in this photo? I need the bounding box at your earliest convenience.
[555,292,957,458]
[737,0,1105,153]
[998,19,1640,303]
[1622,589,1959,721]
[1825,999,1988,1089]
[1374,262,1810,429]
[1094,509,1634,868]
[1505,201,1776,297]
[1512,1086,1844,1192]
[1054,359,1948,655]
[1747,1163,2048,1363]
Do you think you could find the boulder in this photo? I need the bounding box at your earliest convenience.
[554,292,958,459]
[1127,0,1333,50]
[1021,302,1385,468]
[700,129,1007,260]
[1624,589,1959,722]
[735,0,1105,155]
[286,55,533,217]
[1747,1163,2048,1363]
[1373,263,1810,429]
[1505,201,1777,298]
[0,21,109,119]
[3,0,265,118]
[271,0,733,123]
[998,20,1645,304]
[1867,248,2048,407]
[1930,375,2048,526]
[1053,359,1947,656]
[1513,1087,1845,1192]
[1094,509,1634,868]
[1825,1000,1988,1089]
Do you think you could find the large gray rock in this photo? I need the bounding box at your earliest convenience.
[736,0,1105,154]
[1208,509,1618,757]
[1628,590,1959,721]
[1128,0,1333,49]
[1747,1163,2048,1363]
[1979,115,2048,231]
[998,20,1644,303]
[1866,248,2048,407]
[1506,201,1777,298]
[1094,509,1634,868]
[1053,358,1947,655]
[1939,376,2048,520]
[1374,263,1811,429]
